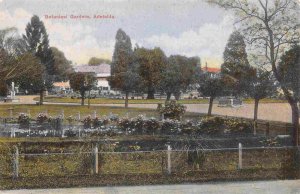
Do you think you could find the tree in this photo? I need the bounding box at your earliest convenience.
[88,57,111,65]
[161,55,201,101]
[0,27,42,96]
[110,29,137,108]
[222,31,250,96]
[247,67,276,121]
[69,72,97,106]
[135,47,167,99]
[209,0,300,145]
[278,45,300,105]
[23,15,55,105]
[198,74,225,116]
[51,47,73,81]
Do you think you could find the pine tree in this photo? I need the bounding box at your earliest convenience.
[110,29,137,108]
[23,15,54,104]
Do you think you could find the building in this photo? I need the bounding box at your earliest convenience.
[201,63,221,78]
[52,81,72,94]
[74,64,111,93]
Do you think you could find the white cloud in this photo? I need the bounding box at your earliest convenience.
[143,15,234,67]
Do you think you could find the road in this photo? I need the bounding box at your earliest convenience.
[1,180,300,194]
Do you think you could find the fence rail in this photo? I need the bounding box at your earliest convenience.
[1,145,298,179]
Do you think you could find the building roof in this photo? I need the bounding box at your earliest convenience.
[53,81,70,88]
[202,67,221,73]
[74,64,111,77]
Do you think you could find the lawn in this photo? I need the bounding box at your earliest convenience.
[36,96,209,104]
[0,104,200,120]
[35,96,288,104]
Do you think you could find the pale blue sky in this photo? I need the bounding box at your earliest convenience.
[0,0,234,67]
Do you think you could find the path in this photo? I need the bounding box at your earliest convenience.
[1,180,300,194]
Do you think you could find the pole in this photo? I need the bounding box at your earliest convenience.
[238,143,242,170]
[13,146,19,179]
[94,144,99,174]
[167,145,171,174]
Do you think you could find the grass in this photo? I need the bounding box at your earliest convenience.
[0,104,159,118]
[35,96,288,104]
[36,96,209,104]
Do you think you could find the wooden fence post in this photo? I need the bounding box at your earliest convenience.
[238,143,242,170]
[266,122,270,136]
[167,145,171,174]
[13,146,19,179]
[94,144,99,174]
[253,120,257,136]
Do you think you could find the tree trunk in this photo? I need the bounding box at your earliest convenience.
[125,91,129,108]
[290,101,299,146]
[174,91,181,101]
[166,92,171,101]
[254,98,259,121]
[88,90,91,109]
[81,91,85,106]
[147,89,155,99]
[208,97,214,116]
[39,90,44,105]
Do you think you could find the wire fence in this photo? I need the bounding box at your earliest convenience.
[0,145,298,179]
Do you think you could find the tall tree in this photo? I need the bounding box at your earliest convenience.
[161,55,201,101]
[222,31,250,96]
[88,57,111,65]
[109,29,137,108]
[210,0,300,145]
[135,47,167,99]
[69,72,97,106]
[23,15,54,105]
[51,47,73,81]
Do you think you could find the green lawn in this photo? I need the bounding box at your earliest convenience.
[36,96,287,104]
[36,96,209,104]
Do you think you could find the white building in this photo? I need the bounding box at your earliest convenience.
[74,64,111,93]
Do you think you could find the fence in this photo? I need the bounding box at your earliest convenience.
[0,145,298,179]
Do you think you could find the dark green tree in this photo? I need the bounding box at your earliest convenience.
[222,31,250,96]
[23,15,54,105]
[69,72,97,106]
[161,55,201,101]
[109,29,140,108]
[198,74,225,116]
[51,47,73,81]
[135,47,167,99]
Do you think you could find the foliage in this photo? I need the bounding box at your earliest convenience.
[161,55,201,100]
[51,47,73,81]
[158,100,186,120]
[0,80,8,97]
[278,45,300,101]
[161,119,181,135]
[88,57,111,65]
[69,72,97,105]
[143,118,160,134]
[198,75,224,99]
[36,113,48,125]
[82,115,92,129]
[18,113,30,129]
[135,47,168,99]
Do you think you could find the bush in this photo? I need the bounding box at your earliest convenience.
[18,113,30,129]
[161,119,181,135]
[158,100,186,120]
[181,121,196,135]
[36,113,48,125]
[82,115,92,129]
[48,117,63,130]
[118,118,134,132]
[143,118,160,134]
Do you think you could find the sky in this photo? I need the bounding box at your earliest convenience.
[0,0,235,67]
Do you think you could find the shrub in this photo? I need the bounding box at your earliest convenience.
[48,117,63,130]
[143,118,160,134]
[181,121,196,135]
[92,117,101,128]
[118,118,134,132]
[158,100,186,120]
[224,118,252,134]
[197,116,225,135]
[133,115,145,134]
[36,113,48,125]
[82,115,92,129]
[66,116,75,125]
[18,113,30,129]
[161,119,181,135]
